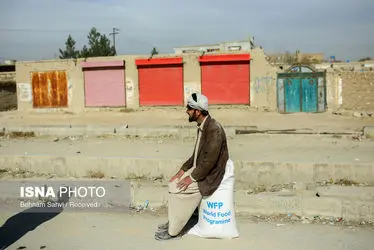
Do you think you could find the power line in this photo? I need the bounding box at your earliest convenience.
[109,28,119,52]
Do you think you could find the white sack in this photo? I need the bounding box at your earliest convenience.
[188,159,239,239]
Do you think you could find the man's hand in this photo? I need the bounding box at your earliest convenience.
[176,176,193,191]
[169,169,184,183]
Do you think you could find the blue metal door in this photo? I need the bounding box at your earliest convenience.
[301,78,317,112]
[277,65,326,113]
[285,78,301,112]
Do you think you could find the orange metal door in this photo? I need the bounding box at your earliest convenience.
[199,54,250,105]
[31,71,68,108]
[136,58,183,106]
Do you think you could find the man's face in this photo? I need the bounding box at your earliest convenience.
[186,106,200,122]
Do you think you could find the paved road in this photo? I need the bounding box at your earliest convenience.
[0,211,373,250]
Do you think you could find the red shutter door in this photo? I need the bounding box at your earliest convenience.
[136,58,183,106]
[199,54,250,104]
[81,61,125,107]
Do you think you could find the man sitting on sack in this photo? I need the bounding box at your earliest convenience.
[154,92,229,241]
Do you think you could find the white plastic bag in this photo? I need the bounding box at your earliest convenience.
[188,159,239,239]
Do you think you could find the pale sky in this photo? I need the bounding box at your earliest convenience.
[0,0,373,62]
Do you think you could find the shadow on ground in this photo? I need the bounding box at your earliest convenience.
[180,208,199,236]
[0,192,70,250]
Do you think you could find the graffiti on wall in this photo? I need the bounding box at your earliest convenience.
[184,84,200,101]
[126,79,134,105]
[253,75,273,94]
[68,81,73,107]
[17,83,32,102]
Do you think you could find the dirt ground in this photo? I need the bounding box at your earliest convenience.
[0,211,373,250]
[1,107,374,132]
[1,109,374,249]
[0,133,373,164]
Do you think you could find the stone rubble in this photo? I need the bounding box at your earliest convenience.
[245,179,368,195]
[0,168,56,179]
[247,213,374,227]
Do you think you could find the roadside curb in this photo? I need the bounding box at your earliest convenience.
[0,179,372,223]
[0,125,364,139]
[130,182,374,222]
[1,155,373,189]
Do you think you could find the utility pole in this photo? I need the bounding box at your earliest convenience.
[110,28,119,52]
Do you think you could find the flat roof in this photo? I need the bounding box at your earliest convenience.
[174,39,250,49]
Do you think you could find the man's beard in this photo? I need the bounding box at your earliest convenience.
[188,110,198,122]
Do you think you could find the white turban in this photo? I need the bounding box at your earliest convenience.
[187,93,209,111]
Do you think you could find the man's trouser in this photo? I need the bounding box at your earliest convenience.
[167,168,202,236]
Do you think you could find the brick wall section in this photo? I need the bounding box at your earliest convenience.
[0,72,16,82]
[341,72,374,111]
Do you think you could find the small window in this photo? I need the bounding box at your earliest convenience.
[301,67,313,73]
[182,49,198,53]
[228,46,241,51]
[207,48,220,52]
[290,67,300,72]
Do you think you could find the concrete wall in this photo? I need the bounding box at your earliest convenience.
[182,54,201,103]
[250,48,279,110]
[15,51,278,113]
[76,54,201,109]
[12,54,374,115]
[15,54,199,113]
[325,70,343,111]
[267,52,324,64]
[16,60,84,112]
[16,55,149,113]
